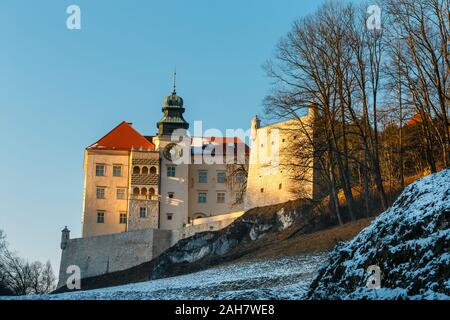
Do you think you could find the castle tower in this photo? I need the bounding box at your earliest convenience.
[245,111,316,211]
[154,73,191,230]
[156,71,189,137]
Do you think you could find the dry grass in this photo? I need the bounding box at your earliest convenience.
[238,217,374,261]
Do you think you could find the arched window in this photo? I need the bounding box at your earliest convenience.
[149,188,155,196]
[150,166,157,174]
[133,166,141,174]
[142,166,149,175]
[141,188,148,196]
[133,187,140,195]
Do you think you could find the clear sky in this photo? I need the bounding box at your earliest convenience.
[0,0,328,274]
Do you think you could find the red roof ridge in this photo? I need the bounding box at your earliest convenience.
[87,121,155,151]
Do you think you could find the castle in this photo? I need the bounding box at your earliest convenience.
[57,81,316,289]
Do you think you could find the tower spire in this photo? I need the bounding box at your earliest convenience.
[157,69,189,136]
[172,68,177,94]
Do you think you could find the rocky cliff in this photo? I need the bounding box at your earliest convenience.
[307,169,450,300]
[150,199,326,280]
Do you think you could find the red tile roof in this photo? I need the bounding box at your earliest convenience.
[406,112,433,126]
[406,113,423,126]
[87,121,155,151]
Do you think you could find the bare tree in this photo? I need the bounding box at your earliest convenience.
[0,230,56,296]
[383,0,450,170]
[264,2,366,222]
[226,163,248,206]
[264,0,448,225]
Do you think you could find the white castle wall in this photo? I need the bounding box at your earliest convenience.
[172,210,244,241]
[82,150,130,238]
[57,210,245,289]
[245,110,316,211]
[57,228,172,289]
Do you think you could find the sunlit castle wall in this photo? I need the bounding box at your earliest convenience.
[81,149,130,238]
[245,108,316,211]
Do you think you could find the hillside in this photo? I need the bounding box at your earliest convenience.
[307,168,450,300]
[54,199,338,293]
[52,169,450,297]
[12,170,450,299]
[3,253,328,300]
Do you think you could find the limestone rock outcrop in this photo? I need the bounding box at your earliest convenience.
[307,169,450,300]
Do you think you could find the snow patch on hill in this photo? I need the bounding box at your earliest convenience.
[307,169,450,300]
[277,208,295,230]
[2,253,327,300]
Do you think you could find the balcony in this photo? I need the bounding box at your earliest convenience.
[130,194,159,201]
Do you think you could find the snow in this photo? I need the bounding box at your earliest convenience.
[308,169,450,300]
[249,224,273,241]
[2,252,327,300]
[277,208,295,230]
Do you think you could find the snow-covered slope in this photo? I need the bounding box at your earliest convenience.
[2,253,326,300]
[307,169,450,300]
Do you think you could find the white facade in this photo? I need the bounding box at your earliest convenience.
[82,131,247,238]
[245,108,316,210]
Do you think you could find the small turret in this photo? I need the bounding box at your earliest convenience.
[61,226,70,250]
[251,115,261,140]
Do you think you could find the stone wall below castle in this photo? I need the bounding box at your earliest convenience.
[57,228,172,289]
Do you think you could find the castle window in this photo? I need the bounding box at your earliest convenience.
[113,165,122,177]
[141,188,148,196]
[116,188,126,200]
[96,164,105,177]
[168,192,174,199]
[260,188,264,193]
[198,192,207,203]
[149,188,156,196]
[279,183,282,190]
[96,187,106,199]
[217,192,225,203]
[198,171,208,183]
[150,166,157,174]
[133,166,141,174]
[97,211,105,223]
[167,166,176,177]
[141,166,149,175]
[217,171,226,183]
[139,207,147,218]
[133,187,140,196]
[119,213,127,224]
[167,213,173,221]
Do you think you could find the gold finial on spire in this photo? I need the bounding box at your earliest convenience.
[172,68,177,94]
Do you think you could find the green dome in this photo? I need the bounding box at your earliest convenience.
[164,91,184,107]
[157,88,189,136]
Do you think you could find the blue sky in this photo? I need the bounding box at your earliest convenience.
[0,0,327,273]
